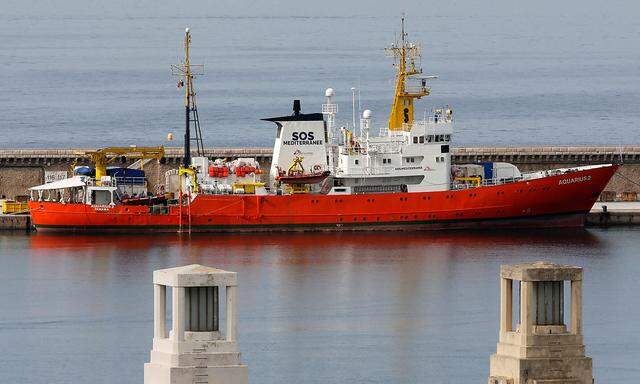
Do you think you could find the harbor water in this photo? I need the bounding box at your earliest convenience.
[1,228,639,383]
[1,2,639,148]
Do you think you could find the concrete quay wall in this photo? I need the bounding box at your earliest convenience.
[1,146,639,200]
[0,214,30,231]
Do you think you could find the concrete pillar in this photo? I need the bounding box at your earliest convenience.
[172,286,185,341]
[226,285,237,342]
[154,284,167,338]
[571,279,583,335]
[520,281,533,344]
[500,278,512,333]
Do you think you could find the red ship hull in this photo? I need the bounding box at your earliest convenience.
[28,164,617,232]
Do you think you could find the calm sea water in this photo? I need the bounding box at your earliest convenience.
[0,228,639,384]
[0,2,639,149]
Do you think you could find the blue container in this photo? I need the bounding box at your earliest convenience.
[479,162,494,180]
[107,167,146,184]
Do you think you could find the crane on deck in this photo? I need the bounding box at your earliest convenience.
[75,146,166,183]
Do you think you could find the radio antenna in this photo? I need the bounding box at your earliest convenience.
[172,27,205,167]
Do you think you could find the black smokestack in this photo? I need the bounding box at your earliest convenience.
[293,99,301,116]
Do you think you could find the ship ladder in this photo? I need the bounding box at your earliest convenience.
[177,190,192,235]
[178,190,182,233]
[187,191,192,235]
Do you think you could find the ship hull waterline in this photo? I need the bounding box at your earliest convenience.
[29,164,617,233]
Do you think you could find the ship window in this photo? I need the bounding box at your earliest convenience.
[355,159,359,165]
[436,157,440,163]
[387,158,391,164]
[383,159,387,164]
[441,145,450,153]
[427,135,434,143]
[419,136,424,144]
[445,134,451,141]
[91,189,112,205]
[413,137,418,144]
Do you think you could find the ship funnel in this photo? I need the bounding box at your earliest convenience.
[293,100,301,116]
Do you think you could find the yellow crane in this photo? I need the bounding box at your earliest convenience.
[77,146,165,183]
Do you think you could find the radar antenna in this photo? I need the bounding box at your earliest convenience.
[172,27,205,168]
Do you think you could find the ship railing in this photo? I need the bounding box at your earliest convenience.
[114,176,146,185]
[402,85,430,95]
[412,120,453,133]
[322,103,338,114]
[379,125,413,135]
[340,146,367,155]
[368,142,404,154]
[451,176,524,190]
[114,177,149,197]
[424,115,453,124]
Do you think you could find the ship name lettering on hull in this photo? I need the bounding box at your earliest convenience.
[558,175,592,185]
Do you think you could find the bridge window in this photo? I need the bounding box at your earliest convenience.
[445,134,451,142]
[413,136,418,144]
[419,136,425,144]
[91,190,112,205]
[427,135,434,143]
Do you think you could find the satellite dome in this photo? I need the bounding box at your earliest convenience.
[363,109,372,119]
[325,88,334,97]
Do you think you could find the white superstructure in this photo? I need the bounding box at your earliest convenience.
[328,102,454,194]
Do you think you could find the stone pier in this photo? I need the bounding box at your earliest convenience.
[1,146,638,200]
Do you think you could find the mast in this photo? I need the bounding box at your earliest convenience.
[172,27,205,168]
[385,16,430,131]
